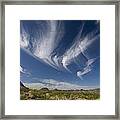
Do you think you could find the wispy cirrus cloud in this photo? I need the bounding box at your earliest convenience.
[77,66,92,78]
[20,29,29,48]
[20,21,64,69]
[62,28,99,70]
[76,57,98,79]
[20,66,30,75]
[61,24,99,80]
[20,66,25,73]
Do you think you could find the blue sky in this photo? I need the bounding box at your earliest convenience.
[20,20,100,90]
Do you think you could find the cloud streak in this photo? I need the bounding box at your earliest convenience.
[77,66,92,78]
[20,66,30,75]
[20,66,25,73]
[24,79,97,90]
[20,21,64,69]
[62,27,99,70]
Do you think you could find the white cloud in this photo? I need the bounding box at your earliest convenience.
[20,29,29,48]
[20,66,25,73]
[77,66,92,78]
[20,66,30,75]
[24,79,97,90]
[77,57,98,78]
[86,58,97,66]
[62,28,99,70]
[21,21,64,69]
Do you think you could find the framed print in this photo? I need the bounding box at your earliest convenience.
[0,0,119,119]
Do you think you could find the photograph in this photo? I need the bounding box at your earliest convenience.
[20,20,100,100]
[2,0,118,118]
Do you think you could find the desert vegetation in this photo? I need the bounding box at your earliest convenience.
[20,86,100,100]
